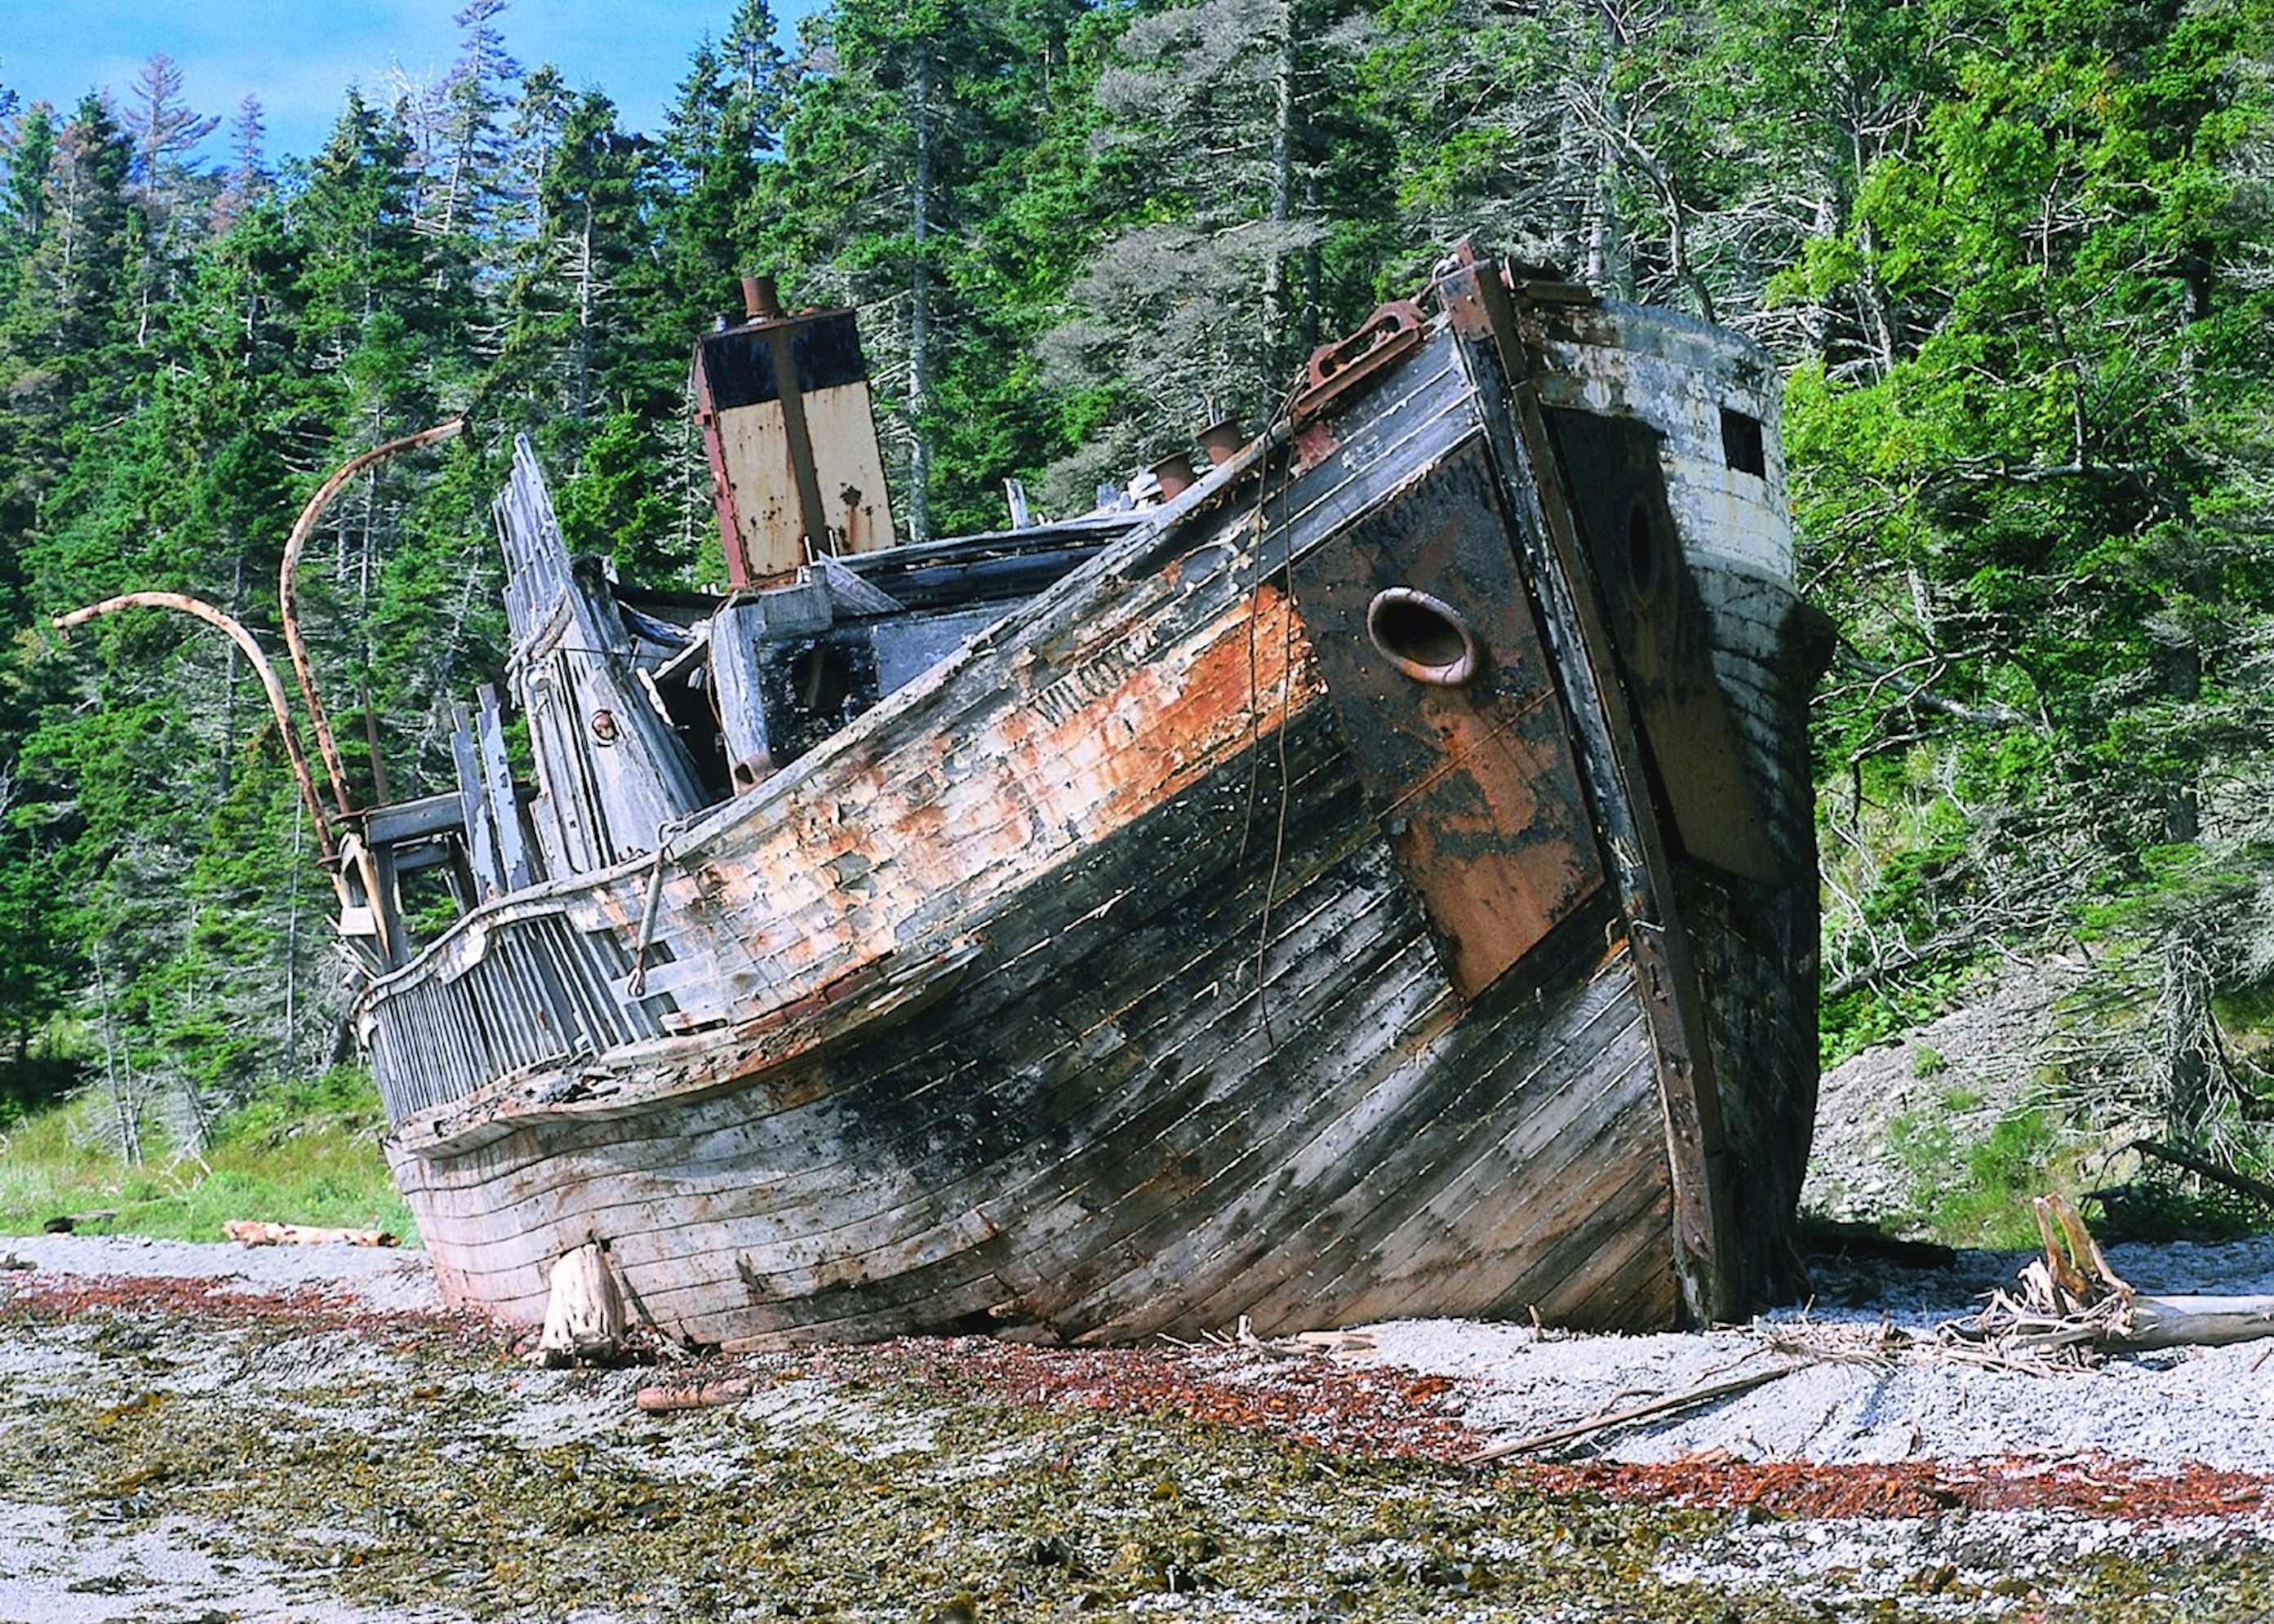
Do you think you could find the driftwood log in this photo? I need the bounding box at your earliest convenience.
[223,1221,399,1247]
[1467,1363,1802,1463]
[1961,1195,2274,1356]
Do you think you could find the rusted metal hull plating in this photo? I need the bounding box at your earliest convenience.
[370,268,1820,1346]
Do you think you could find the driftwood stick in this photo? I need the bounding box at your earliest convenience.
[635,1378,756,1413]
[2133,1140,2274,1211]
[1467,1363,1802,1464]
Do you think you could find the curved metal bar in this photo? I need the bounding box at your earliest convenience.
[278,419,467,819]
[53,592,340,867]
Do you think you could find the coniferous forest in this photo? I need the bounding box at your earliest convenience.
[0,0,2271,1184]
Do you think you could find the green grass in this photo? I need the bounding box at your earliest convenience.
[0,1068,416,1245]
[1889,1103,2066,1249]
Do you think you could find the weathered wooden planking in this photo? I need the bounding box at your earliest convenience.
[1130,907,1650,1331]
[396,718,1381,1253]
[379,335,1481,1129]
[400,732,1401,1301]
[394,711,1679,1341]
[400,918,1664,1337]
[379,294,1821,1343]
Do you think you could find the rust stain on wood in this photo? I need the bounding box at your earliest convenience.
[1293,443,1603,1000]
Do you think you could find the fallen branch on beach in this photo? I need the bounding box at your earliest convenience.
[1949,1195,2274,1357]
[2130,1139,2274,1213]
[222,1221,398,1248]
[1467,1362,1804,1463]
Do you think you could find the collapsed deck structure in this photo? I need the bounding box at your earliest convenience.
[340,246,1824,1347]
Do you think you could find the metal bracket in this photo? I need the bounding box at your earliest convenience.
[1290,300,1426,426]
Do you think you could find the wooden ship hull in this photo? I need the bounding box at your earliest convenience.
[354,251,1823,1347]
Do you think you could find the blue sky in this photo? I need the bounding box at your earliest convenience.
[0,1,819,166]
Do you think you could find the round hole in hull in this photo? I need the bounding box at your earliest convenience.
[1366,587,1483,687]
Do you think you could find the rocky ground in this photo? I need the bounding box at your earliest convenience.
[7,1232,2274,1620]
[1801,959,2088,1227]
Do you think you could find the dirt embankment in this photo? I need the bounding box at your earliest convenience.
[6,1234,2274,1621]
[1803,961,2089,1229]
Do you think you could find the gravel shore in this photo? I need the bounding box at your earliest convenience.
[7,1232,2274,1620]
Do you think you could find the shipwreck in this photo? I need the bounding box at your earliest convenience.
[67,244,1827,1347]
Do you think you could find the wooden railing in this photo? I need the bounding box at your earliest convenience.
[369,900,669,1124]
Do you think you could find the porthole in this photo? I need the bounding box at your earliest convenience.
[1367,588,1483,687]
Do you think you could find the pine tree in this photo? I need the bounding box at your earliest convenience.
[723,0,794,140]
[1035,0,1381,504]
[432,0,524,242]
[209,96,269,234]
[11,94,134,369]
[122,53,219,220]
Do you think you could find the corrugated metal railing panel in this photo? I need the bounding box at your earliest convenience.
[371,906,671,1125]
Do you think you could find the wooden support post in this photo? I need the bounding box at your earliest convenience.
[476,685,535,888]
[451,704,508,899]
[531,1240,626,1366]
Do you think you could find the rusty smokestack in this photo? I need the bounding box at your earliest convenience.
[1198,416,1246,466]
[1149,452,1197,500]
[740,274,782,322]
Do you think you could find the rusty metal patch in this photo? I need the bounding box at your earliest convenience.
[1290,300,1426,426]
[1290,440,1604,1000]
